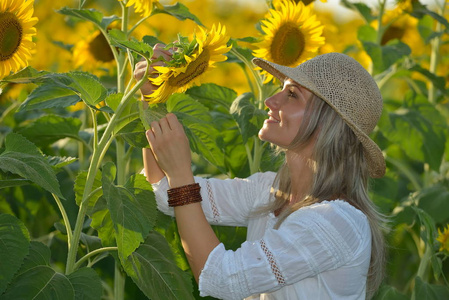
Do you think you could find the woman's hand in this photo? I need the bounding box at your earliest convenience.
[134,43,172,99]
[146,113,194,188]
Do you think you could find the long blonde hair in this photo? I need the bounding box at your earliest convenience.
[267,94,386,299]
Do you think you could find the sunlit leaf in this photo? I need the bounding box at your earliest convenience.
[57,7,119,30]
[186,83,236,111]
[123,231,194,300]
[0,214,30,295]
[341,0,376,23]
[152,3,203,26]
[109,29,153,58]
[67,268,102,300]
[0,133,64,198]
[0,266,74,300]
[46,156,77,169]
[0,66,49,84]
[19,85,80,111]
[67,72,108,107]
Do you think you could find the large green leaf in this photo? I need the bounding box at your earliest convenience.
[57,7,119,30]
[123,231,194,300]
[90,196,116,248]
[0,266,74,300]
[67,72,108,107]
[167,93,226,171]
[0,133,63,198]
[19,85,80,111]
[151,3,203,26]
[186,83,237,111]
[340,0,376,23]
[414,277,449,300]
[0,66,49,84]
[102,162,157,261]
[0,214,30,295]
[116,118,148,148]
[16,241,51,275]
[67,268,102,300]
[18,114,82,147]
[230,92,267,144]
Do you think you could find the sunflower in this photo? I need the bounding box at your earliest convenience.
[253,0,325,83]
[0,0,38,79]
[118,0,159,17]
[437,224,449,253]
[272,0,327,7]
[72,25,116,75]
[145,23,231,104]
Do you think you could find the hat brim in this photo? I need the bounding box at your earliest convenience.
[253,57,385,178]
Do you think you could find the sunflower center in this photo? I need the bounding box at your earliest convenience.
[270,22,305,66]
[169,49,210,87]
[0,12,23,61]
[88,32,114,62]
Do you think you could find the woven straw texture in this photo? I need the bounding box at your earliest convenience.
[253,53,386,178]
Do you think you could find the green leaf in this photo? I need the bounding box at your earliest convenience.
[105,93,123,112]
[341,0,376,23]
[167,94,225,171]
[46,156,78,169]
[16,241,51,275]
[74,170,103,215]
[186,83,237,111]
[19,84,80,111]
[57,7,107,29]
[0,66,49,84]
[67,72,108,107]
[152,3,203,26]
[0,178,30,188]
[409,1,449,30]
[18,114,82,147]
[417,184,449,223]
[116,118,148,148]
[0,133,64,198]
[0,266,74,300]
[357,25,377,43]
[90,197,116,248]
[380,96,446,171]
[230,93,267,144]
[414,276,449,300]
[123,231,194,300]
[67,268,102,300]
[373,285,409,300]
[109,29,153,58]
[361,40,411,74]
[102,162,156,261]
[0,214,30,295]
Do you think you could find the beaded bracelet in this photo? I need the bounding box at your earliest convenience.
[167,183,202,207]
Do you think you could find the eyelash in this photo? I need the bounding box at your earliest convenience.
[288,89,296,98]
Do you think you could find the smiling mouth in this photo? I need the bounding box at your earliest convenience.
[267,113,280,123]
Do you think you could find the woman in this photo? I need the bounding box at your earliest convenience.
[137,45,386,299]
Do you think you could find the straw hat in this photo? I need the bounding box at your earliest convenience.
[253,53,386,178]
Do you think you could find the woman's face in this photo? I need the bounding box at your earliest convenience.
[258,79,313,147]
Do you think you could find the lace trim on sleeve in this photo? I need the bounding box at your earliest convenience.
[205,179,220,223]
[260,239,286,287]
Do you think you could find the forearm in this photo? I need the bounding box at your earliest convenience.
[142,148,165,184]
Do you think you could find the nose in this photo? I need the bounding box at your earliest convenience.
[264,91,282,110]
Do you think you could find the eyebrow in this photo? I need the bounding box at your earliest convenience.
[283,80,300,89]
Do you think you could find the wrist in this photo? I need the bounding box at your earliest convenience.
[167,174,195,188]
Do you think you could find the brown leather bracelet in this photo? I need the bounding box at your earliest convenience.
[167,183,202,207]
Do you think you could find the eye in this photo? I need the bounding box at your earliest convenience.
[288,87,297,98]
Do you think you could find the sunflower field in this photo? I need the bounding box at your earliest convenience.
[0,0,448,299]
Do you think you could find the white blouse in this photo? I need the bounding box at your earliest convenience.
[151,172,371,300]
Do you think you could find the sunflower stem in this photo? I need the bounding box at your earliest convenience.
[128,16,150,36]
[65,74,148,275]
[74,247,118,270]
[51,193,72,251]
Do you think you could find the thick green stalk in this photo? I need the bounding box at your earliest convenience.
[74,247,118,270]
[66,77,148,275]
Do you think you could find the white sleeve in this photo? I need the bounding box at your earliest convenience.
[198,201,371,300]
[151,172,277,226]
